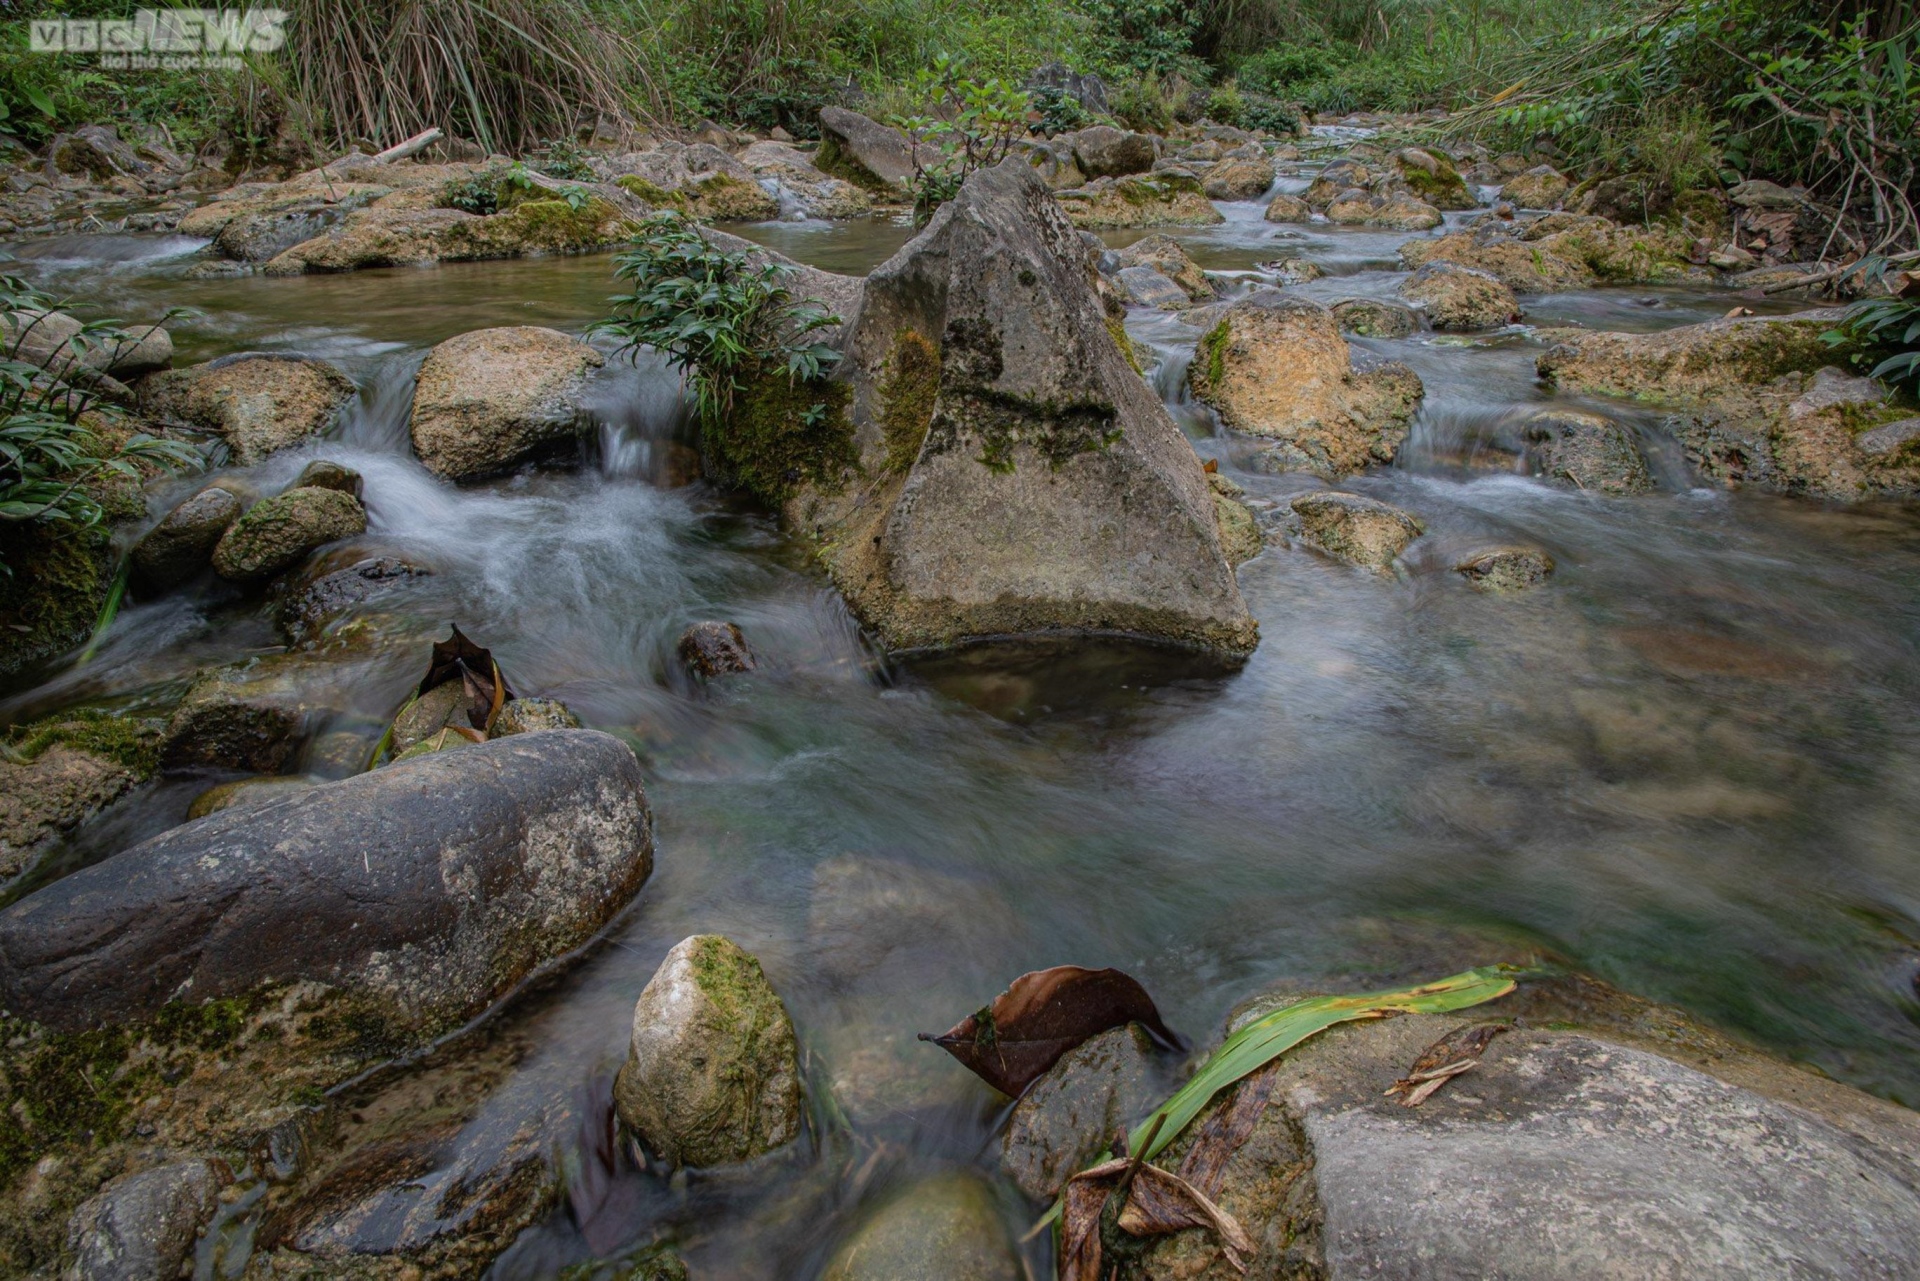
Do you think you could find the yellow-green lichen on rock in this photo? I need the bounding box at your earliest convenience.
[718,372,856,503]
[879,329,940,473]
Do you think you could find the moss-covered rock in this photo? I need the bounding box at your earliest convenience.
[490,697,583,736]
[130,484,243,591]
[1331,297,1420,338]
[1402,213,1705,293]
[715,371,856,503]
[1290,490,1424,572]
[137,354,355,466]
[211,486,367,582]
[1519,408,1655,495]
[409,325,604,482]
[0,711,161,878]
[879,329,941,472]
[612,934,802,1167]
[1191,291,1423,478]
[0,521,109,678]
[1057,173,1224,230]
[1535,312,1843,403]
[1456,545,1555,592]
[1399,260,1522,331]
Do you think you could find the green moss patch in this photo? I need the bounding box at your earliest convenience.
[5,708,164,775]
[813,138,894,194]
[0,522,108,677]
[616,175,685,209]
[879,329,940,472]
[722,373,856,503]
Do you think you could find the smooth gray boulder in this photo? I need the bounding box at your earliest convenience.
[0,730,653,1035]
[1069,125,1156,178]
[1001,1023,1163,1201]
[66,1158,225,1281]
[798,158,1256,657]
[130,485,243,590]
[817,106,926,192]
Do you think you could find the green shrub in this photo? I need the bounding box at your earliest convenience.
[1827,289,1920,392]
[890,57,1031,224]
[1111,74,1177,133]
[1204,77,1245,125]
[591,214,848,503]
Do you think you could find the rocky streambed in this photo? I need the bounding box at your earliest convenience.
[2,119,1920,1279]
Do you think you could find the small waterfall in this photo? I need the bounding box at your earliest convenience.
[583,346,696,481]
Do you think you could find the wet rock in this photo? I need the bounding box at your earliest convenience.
[1115,233,1213,302]
[387,681,470,758]
[1521,408,1653,495]
[186,774,321,821]
[130,485,243,591]
[817,107,926,193]
[409,326,604,482]
[1262,192,1310,224]
[1056,173,1224,230]
[291,458,363,498]
[1069,125,1156,178]
[0,522,112,678]
[1398,260,1521,331]
[162,657,318,771]
[48,126,148,181]
[677,621,756,678]
[732,143,872,219]
[1261,257,1322,286]
[1325,189,1442,230]
[1858,417,1920,458]
[1571,173,1673,224]
[1456,545,1555,592]
[1011,138,1085,191]
[1330,297,1418,339]
[1402,214,1702,293]
[802,159,1255,656]
[1202,156,1274,201]
[612,934,802,1167]
[491,698,583,736]
[211,486,367,582]
[1002,1023,1162,1201]
[0,308,173,381]
[65,1158,225,1281]
[1502,164,1569,209]
[0,742,146,881]
[1211,474,1264,567]
[137,354,355,465]
[275,554,429,646]
[823,1173,1021,1281]
[0,730,654,1036]
[1535,311,1841,403]
[1190,291,1423,478]
[1289,491,1424,572]
[1116,266,1191,310]
[259,192,639,275]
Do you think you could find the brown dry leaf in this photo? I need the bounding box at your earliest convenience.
[419,624,515,731]
[1385,1022,1507,1107]
[1059,1155,1254,1281]
[919,966,1181,1098]
[1176,1063,1278,1199]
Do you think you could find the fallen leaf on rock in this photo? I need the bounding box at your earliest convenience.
[1385,1022,1508,1107]
[420,624,515,731]
[919,965,1182,1098]
[1060,1144,1253,1281]
[1176,1063,1279,1197]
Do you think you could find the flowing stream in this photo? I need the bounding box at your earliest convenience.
[6,171,1920,1276]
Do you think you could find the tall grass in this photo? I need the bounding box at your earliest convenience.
[278,0,643,154]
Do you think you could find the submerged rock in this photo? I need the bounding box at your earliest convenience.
[409,326,604,482]
[0,730,653,1036]
[130,485,243,591]
[797,159,1255,656]
[1456,545,1555,592]
[65,1158,226,1281]
[1190,291,1422,478]
[1520,409,1654,496]
[185,774,321,821]
[162,656,325,771]
[388,681,470,756]
[275,553,430,646]
[613,934,802,1168]
[1398,260,1521,331]
[137,354,355,465]
[1290,491,1424,572]
[291,458,363,498]
[677,621,756,678]
[210,486,367,581]
[1330,297,1419,338]
[1002,1023,1163,1201]
[823,1173,1021,1281]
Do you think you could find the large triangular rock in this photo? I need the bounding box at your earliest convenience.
[793,159,1257,656]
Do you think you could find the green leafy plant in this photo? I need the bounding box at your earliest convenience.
[891,56,1033,225]
[1826,285,1920,390]
[0,273,200,576]
[1031,84,1092,135]
[535,138,598,180]
[591,213,845,497]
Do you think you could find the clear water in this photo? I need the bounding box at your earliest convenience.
[6,194,1920,1277]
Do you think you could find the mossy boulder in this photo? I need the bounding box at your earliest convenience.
[162,655,322,771]
[817,107,927,193]
[0,712,161,879]
[491,697,583,736]
[0,521,110,678]
[260,194,637,275]
[1503,164,1570,209]
[1394,147,1475,210]
[1330,297,1419,338]
[1535,311,1844,404]
[210,486,367,582]
[137,354,355,466]
[1191,290,1423,478]
[1519,408,1654,496]
[1202,155,1275,201]
[1057,173,1224,230]
[409,326,604,482]
[1289,490,1424,572]
[1325,188,1443,230]
[1402,213,1704,293]
[1263,191,1310,223]
[1115,233,1214,302]
[1456,545,1555,592]
[612,934,802,1168]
